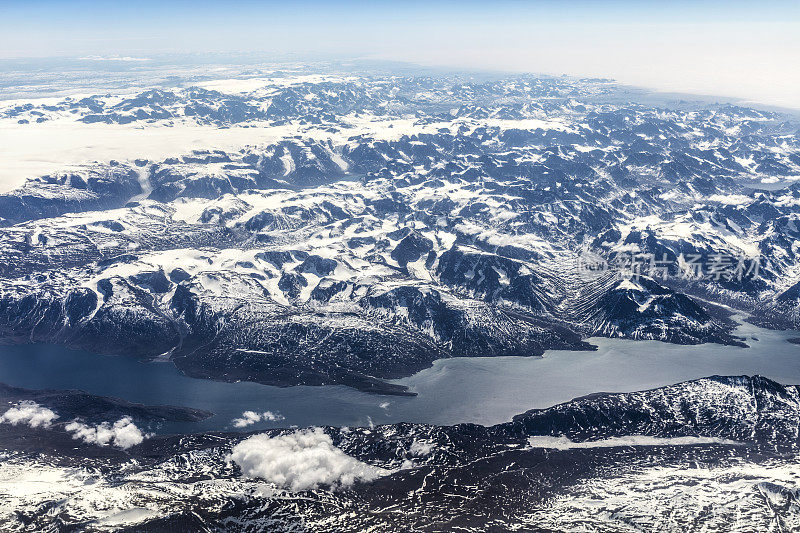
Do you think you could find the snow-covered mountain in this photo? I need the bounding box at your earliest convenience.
[4,71,799,393]
[2,375,800,531]
[2,66,800,529]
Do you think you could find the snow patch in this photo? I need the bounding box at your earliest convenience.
[78,55,150,62]
[528,435,741,450]
[708,193,752,205]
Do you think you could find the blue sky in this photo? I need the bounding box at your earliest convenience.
[1,1,799,107]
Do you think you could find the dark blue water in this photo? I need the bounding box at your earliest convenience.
[0,344,398,434]
[1,315,798,435]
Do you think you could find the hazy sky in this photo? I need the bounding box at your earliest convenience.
[1,0,799,108]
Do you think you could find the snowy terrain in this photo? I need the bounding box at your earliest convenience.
[1,62,800,530]
[4,69,800,393]
[2,376,800,531]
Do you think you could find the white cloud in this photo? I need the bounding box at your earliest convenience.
[528,435,741,450]
[232,410,285,428]
[409,440,433,456]
[0,401,59,428]
[65,417,146,449]
[229,428,389,491]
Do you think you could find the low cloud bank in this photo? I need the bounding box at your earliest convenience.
[229,428,388,491]
[528,435,741,450]
[65,417,146,449]
[232,410,285,428]
[0,401,59,428]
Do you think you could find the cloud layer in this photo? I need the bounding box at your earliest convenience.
[0,401,59,428]
[232,410,285,428]
[65,417,145,449]
[229,428,388,491]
